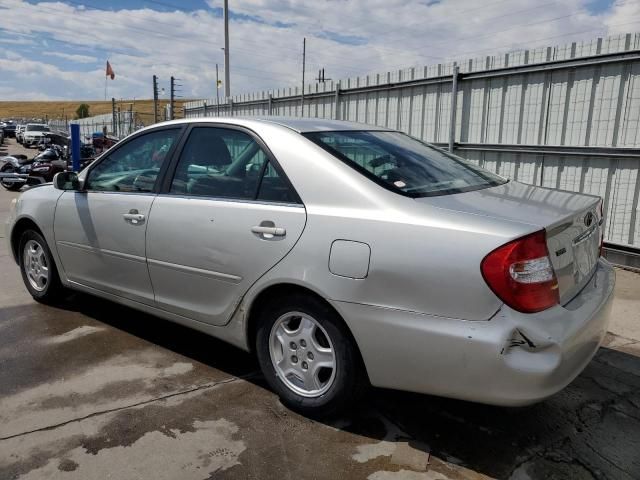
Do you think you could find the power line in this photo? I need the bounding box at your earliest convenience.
[5,1,638,99]
[447,19,640,59]
[319,19,640,78]
[8,0,623,75]
[9,0,600,69]
[7,1,311,70]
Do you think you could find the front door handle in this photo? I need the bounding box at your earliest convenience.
[251,225,286,237]
[123,210,145,225]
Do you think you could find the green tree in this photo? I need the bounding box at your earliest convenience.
[75,103,90,119]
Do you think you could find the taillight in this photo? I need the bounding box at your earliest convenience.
[481,230,559,313]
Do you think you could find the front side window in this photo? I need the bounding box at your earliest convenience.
[304,131,507,197]
[170,127,298,203]
[86,128,180,192]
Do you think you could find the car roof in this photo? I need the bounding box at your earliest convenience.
[249,117,391,133]
[152,117,392,134]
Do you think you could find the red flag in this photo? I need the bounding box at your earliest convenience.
[106,61,115,80]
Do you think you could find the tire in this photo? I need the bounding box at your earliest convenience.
[18,229,64,304]
[256,293,367,417]
[1,165,23,191]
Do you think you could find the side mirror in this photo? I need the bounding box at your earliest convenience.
[53,171,81,191]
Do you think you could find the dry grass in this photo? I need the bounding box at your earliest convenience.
[0,99,187,125]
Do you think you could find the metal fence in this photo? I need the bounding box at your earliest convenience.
[49,111,138,141]
[184,32,640,254]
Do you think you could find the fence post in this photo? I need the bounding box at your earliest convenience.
[70,123,81,172]
[334,81,341,120]
[268,94,273,115]
[448,65,459,153]
[229,99,233,117]
[117,107,121,138]
[203,101,208,118]
[111,98,116,136]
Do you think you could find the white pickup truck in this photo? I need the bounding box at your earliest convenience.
[22,123,51,148]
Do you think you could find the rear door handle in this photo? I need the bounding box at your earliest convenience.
[251,225,286,237]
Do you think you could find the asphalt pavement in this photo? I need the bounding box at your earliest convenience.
[0,137,639,480]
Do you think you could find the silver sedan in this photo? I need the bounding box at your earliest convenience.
[6,118,615,416]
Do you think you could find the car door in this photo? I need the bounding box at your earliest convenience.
[146,125,306,326]
[53,126,183,305]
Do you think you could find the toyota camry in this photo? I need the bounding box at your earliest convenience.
[6,117,615,416]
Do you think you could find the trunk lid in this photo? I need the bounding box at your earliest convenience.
[418,181,602,304]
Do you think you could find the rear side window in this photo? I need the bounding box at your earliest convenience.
[170,126,299,204]
[304,131,507,197]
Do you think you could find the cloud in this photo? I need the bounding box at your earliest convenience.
[43,51,98,63]
[0,0,638,101]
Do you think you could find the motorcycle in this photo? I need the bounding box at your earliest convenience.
[0,154,32,191]
[0,145,93,191]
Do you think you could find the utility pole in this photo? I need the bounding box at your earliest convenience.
[153,75,159,123]
[223,0,230,99]
[170,76,175,121]
[301,37,306,117]
[216,63,220,115]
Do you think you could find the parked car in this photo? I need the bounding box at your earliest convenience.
[22,124,51,148]
[5,118,615,416]
[16,125,26,144]
[2,122,17,138]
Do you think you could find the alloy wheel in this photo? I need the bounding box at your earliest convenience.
[269,311,337,397]
[23,239,49,292]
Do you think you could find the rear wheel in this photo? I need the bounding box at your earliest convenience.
[1,165,23,191]
[18,230,64,303]
[256,294,367,417]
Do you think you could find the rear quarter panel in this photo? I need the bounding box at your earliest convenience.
[255,203,539,321]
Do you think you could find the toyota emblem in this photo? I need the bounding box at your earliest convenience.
[584,211,595,227]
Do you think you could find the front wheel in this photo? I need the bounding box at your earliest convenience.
[256,294,367,417]
[18,230,64,303]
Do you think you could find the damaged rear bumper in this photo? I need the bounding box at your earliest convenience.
[332,258,615,406]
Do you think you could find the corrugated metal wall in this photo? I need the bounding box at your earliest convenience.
[184,32,640,250]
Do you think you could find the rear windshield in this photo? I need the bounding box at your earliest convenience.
[26,125,49,132]
[304,130,507,197]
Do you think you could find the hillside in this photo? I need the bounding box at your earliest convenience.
[0,99,187,125]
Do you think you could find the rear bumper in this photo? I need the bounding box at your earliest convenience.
[333,258,615,406]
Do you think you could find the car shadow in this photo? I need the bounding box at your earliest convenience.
[27,292,640,479]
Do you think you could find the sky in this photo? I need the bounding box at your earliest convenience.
[0,0,638,101]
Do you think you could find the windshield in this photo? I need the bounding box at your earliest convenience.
[26,125,49,132]
[304,130,507,197]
